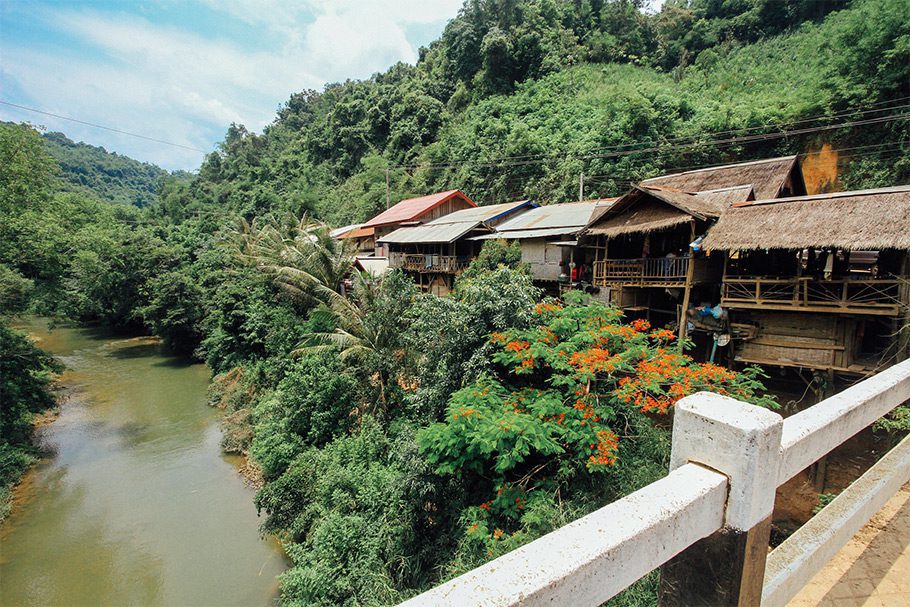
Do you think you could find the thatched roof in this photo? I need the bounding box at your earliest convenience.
[585,184,752,237]
[695,185,755,208]
[586,199,692,237]
[641,156,804,200]
[702,186,910,251]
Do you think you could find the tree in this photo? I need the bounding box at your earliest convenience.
[0,321,62,517]
[418,291,775,564]
[138,270,205,353]
[299,271,419,417]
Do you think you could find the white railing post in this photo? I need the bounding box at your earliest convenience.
[659,392,784,607]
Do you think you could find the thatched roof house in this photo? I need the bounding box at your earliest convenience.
[702,185,910,252]
[641,155,806,201]
[585,185,754,237]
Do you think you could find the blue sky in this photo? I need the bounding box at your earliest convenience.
[0,0,464,171]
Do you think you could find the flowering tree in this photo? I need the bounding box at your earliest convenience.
[418,291,775,563]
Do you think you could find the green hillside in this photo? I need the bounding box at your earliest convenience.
[156,0,907,227]
[40,130,178,207]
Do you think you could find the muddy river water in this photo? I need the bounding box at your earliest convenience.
[0,319,287,606]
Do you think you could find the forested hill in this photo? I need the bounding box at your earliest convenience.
[156,0,908,227]
[40,129,179,207]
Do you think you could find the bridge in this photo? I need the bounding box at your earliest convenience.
[399,359,910,606]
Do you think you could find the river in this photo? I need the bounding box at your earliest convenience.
[0,319,287,606]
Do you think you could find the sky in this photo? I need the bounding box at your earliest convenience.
[0,0,464,171]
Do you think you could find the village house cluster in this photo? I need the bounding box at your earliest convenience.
[332,156,910,379]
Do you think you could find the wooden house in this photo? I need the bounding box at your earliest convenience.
[378,200,537,295]
[702,185,910,375]
[337,225,377,255]
[471,199,615,286]
[641,155,807,200]
[362,190,478,256]
[580,156,806,338]
[583,185,754,335]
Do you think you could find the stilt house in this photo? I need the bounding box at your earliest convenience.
[702,185,910,375]
[362,190,478,256]
[379,200,537,295]
[581,156,807,338]
[471,199,615,287]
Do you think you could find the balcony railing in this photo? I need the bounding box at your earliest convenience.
[593,256,690,287]
[388,252,470,274]
[721,277,906,315]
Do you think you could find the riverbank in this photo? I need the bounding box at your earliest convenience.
[0,321,63,523]
[0,319,287,606]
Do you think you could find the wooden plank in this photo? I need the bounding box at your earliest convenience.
[721,301,900,316]
[749,339,845,351]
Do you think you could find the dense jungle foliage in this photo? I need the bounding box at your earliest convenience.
[155,0,907,224]
[38,128,178,207]
[1,0,908,603]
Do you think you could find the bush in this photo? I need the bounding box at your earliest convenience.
[0,321,61,519]
[250,351,359,480]
[256,420,452,607]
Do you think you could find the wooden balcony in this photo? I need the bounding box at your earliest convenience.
[388,252,470,274]
[721,277,906,316]
[592,256,690,287]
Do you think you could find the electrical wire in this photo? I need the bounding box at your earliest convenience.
[0,100,210,153]
[391,111,910,171]
[390,97,910,169]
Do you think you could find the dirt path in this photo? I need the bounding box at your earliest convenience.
[787,482,910,606]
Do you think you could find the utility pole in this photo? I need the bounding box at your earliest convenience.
[385,168,391,209]
[579,172,584,201]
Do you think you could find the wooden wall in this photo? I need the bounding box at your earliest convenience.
[733,311,856,370]
[521,239,567,281]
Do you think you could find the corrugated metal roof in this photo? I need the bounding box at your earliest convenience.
[379,221,484,244]
[339,226,374,239]
[421,200,536,224]
[377,199,535,244]
[489,199,611,233]
[363,190,476,228]
[471,226,588,241]
[354,256,389,275]
[330,223,362,238]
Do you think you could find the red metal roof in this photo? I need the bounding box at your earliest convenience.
[340,226,375,239]
[362,190,476,228]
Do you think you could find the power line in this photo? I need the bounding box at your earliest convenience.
[0,100,210,153]
[399,98,910,169]
[393,110,910,171]
[580,140,909,182]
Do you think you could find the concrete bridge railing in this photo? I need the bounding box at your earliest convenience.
[399,359,910,607]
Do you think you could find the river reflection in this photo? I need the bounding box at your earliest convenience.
[0,319,286,606]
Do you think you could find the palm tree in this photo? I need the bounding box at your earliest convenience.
[233,212,357,309]
[233,212,415,417]
[296,273,417,417]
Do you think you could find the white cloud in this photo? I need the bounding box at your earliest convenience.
[0,1,462,170]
